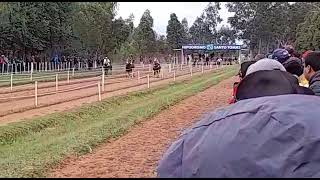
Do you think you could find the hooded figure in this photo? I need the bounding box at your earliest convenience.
[157,94,320,178]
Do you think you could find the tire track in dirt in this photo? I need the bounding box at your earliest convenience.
[49,76,236,178]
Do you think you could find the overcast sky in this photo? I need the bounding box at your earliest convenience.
[116,2,234,36]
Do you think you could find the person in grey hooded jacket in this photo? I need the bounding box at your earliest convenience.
[303,51,320,96]
[157,70,317,178]
[157,95,320,178]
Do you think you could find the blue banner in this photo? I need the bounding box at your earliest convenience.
[182,44,241,50]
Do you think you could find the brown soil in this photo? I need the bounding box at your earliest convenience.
[49,76,236,178]
[0,65,222,125]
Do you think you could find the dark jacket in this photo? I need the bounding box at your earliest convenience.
[157,95,320,178]
[309,71,320,96]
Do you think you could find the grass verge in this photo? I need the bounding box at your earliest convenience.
[0,66,237,177]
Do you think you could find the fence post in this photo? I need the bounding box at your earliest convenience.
[67,70,70,83]
[202,64,204,73]
[72,68,75,76]
[190,66,193,77]
[149,64,151,72]
[10,73,13,91]
[137,71,140,83]
[102,69,105,91]
[30,71,33,81]
[98,81,101,101]
[55,74,58,92]
[35,81,38,107]
[173,71,176,81]
[147,74,150,88]
[161,70,164,78]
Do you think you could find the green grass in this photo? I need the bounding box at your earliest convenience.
[0,66,238,178]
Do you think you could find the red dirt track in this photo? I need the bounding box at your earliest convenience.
[0,64,223,125]
[49,76,236,178]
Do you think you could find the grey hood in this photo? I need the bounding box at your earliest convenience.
[157,94,320,178]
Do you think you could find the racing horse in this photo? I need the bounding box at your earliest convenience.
[126,61,135,78]
[103,57,112,75]
[153,60,161,78]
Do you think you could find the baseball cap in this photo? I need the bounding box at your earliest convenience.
[272,48,290,63]
[246,58,286,76]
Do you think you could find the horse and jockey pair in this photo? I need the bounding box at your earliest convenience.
[103,57,112,75]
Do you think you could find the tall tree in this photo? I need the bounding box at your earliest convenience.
[132,9,156,57]
[189,2,222,44]
[216,25,236,45]
[181,17,191,44]
[166,13,184,50]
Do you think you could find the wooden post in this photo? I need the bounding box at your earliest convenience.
[173,71,176,81]
[35,81,38,107]
[102,69,105,91]
[161,70,164,78]
[1,64,4,74]
[23,63,26,73]
[202,64,204,73]
[98,81,101,101]
[147,74,150,88]
[10,73,13,91]
[67,70,70,83]
[137,71,140,83]
[72,68,75,76]
[55,74,58,92]
[149,64,151,72]
[190,66,193,76]
[30,71,33,81]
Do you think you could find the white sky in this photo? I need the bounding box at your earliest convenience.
[116,2,234,36]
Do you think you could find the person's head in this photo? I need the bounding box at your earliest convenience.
[282,57,304,77]
[246,58,286,76]
[272,48,290,63]
[238,61,256,80]
[302,50,313,61]
[284,45,295,55]
[254,54,265,61]
[303,51,320,81]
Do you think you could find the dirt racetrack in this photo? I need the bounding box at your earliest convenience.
[49,76,236,178]
[0,65,224,125]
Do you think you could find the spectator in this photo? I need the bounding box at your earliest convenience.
[254,54,265,61]
[157,94,320,178]
[272,48,290,64]
[303,51,320,96]
[282,57,304,79]
[229,60,256,104]
[245,58,286,76]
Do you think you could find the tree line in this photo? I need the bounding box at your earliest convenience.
[226,2,320,55]
[1,2,318,63]
[0,2,233,63]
